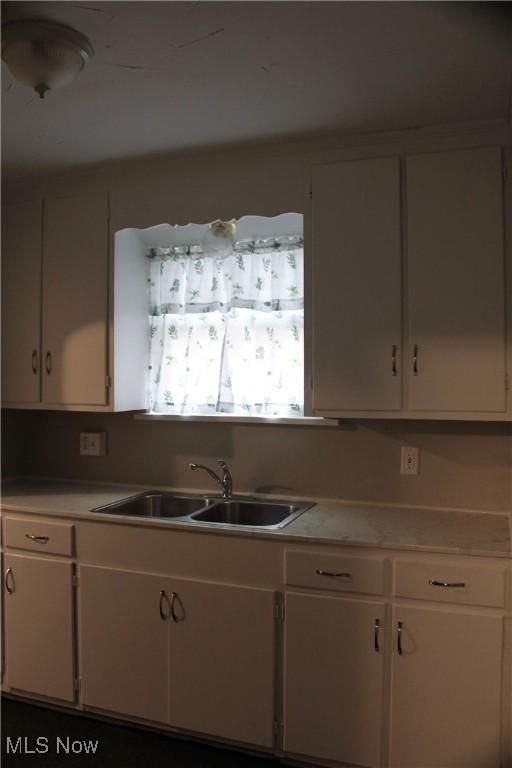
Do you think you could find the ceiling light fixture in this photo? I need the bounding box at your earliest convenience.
[201,220,237,259]
[1,19,93,99]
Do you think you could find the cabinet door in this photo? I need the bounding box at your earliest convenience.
[168,579,275,747]
[390,606,503,768]
[284,592,385,768]
[79,565,169,723]
[4,553,74,701]
[407,147,505,412]
[312,156,402,412]
[43,192,109,406]
[1,201,42,404]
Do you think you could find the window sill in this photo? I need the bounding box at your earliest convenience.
[134,412,339,427]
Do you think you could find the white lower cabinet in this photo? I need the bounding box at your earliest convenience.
[79,566,170,723]
[3,553,75,702]
[2,523,508,768]
[167,578,275,747]
[389,605,503,768]
[283,592,386,768]
[79,565,276,746]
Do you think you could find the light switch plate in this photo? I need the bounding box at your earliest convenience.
[400,446,419,475]
[80,432,107,457]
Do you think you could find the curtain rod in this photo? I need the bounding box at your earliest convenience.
[147,234,304,259]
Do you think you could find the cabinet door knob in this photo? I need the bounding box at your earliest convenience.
[5,568,15,595]
[45,351,52,374]
[31,350,38,374]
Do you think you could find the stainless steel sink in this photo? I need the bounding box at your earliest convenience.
[191,499,311,529]
[91,492,312,529]
[91,492,212,519]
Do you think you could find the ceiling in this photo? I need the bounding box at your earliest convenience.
[2,1,511,183]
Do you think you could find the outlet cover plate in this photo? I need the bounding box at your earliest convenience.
[400,446,419,476]
[80,432,107,457]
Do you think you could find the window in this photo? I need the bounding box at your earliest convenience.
[146,214,304,416]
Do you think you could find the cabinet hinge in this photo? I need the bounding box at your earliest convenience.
[72,574,79,588]
[105,375,112,388]
[74,678,81,694]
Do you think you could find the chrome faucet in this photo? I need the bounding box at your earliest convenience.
[189,458,233,499]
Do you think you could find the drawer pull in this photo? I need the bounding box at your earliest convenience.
[25,534,50,544]
[374,619,381,652]
[397,621,403,655]
[5,568,15,595]
[316,569,352,582]
[429,580,466,588]
[159,590,170,621]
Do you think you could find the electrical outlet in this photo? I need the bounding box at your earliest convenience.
[400,446,419,476]
[80,432,107,457]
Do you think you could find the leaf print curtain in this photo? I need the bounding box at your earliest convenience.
[147,237,304,416]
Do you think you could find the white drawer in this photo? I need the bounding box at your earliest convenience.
[285,550,384,595]
[3,517,74,557]
[394,559,506,608]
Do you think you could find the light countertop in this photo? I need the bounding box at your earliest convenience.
[1,478,510,559]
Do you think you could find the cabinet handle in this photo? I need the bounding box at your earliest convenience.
[31,350,38,374]
[25,534,49,543]
[316,569,352,582]
[5,568,14,595]
[159,590,170,621]
[374,619,381,652]
[397,621,403,655]
[45,351,52,374]
[170,591,185,622]
[412,345,418,376]
[429,580,466,588]
[391,345,397,376]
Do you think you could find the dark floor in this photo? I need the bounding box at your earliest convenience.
[1,698,279,768]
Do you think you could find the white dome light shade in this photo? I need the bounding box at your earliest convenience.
[2,20,93,98]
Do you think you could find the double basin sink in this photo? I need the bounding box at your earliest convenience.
[91,491,313,529]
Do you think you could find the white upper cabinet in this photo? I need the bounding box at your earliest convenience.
[1,192,147,411]
[312,145,507,418]
[43,192,109,406]
[312,156,402,412]
[1,201,42,404]
[406,147,505,412]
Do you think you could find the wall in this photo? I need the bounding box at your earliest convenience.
[2,120,511,512]
[4,409,510,512]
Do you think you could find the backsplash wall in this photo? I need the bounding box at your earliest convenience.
[3,410,511,511]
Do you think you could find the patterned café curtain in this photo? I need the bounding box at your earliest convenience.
[147,236,304,416]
